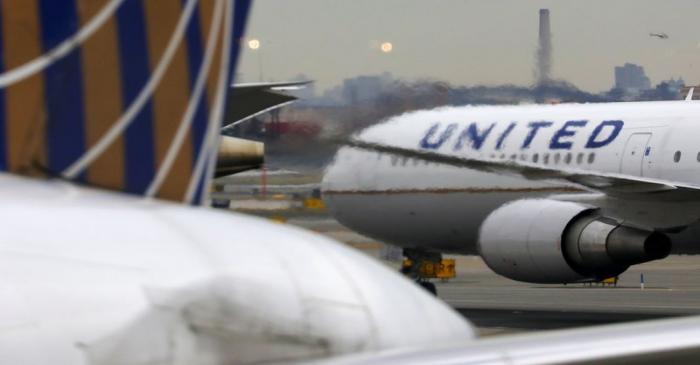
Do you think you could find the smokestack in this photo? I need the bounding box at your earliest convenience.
[536,9,552,85]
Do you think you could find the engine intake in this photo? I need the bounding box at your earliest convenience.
[478,199,671,283]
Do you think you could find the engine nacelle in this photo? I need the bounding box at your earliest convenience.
[477,199,671,284]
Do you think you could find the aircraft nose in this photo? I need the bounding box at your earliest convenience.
[296,230,476,350]
[322,146,369,194]
[196,215,477,362]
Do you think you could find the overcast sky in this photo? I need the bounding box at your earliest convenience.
[238,0,700,93]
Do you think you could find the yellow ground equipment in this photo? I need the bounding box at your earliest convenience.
[601,276,619,286]
[269,216,287,224]
[303,197,325,209]
[402,258,456,281]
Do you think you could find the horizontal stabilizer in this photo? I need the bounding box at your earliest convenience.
[223,81,312,127]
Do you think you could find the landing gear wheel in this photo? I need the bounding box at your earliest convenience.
[418,281,437,296]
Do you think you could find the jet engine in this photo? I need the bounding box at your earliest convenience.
[477,199,671,283]
[215,136,265,177]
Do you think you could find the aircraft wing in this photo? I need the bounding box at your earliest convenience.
[223,80,311,127]
[316,315,700,365]
[342,138,700,200]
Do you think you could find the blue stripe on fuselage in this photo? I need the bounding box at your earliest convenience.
[38,0,87,178]
[115,0,155,194]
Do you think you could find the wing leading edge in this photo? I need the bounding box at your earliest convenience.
[342,138,700,201]
[316,314,700,365]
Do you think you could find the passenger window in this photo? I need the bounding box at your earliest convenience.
[577,153,584,164]
[697,152,700,162]
[533,153,539,163]
[543,153,550,164]
[674,151,682,163]
[390,156,399,166]
[554,153,561,164]
[564,153,572,164]
[588,153,595,164]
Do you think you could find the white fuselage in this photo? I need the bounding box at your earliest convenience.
[0,174,473,364]
[323,101,700,254]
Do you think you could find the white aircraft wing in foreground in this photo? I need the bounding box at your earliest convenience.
[0,173,473,364]
[316,315,700,365]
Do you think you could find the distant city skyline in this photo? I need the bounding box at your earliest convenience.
[238,1,700,93]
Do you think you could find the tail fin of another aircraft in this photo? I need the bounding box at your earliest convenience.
[0,0,252,205]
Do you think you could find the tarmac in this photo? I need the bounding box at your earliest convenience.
[438,255,700,336]
[287,215,700,337]
[219,172,700,337]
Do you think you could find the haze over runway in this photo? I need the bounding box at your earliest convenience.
[240,0,700,92]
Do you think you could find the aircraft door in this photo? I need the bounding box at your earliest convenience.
[620,133,651,176]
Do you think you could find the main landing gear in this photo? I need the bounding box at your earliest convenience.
[401,249,443,296]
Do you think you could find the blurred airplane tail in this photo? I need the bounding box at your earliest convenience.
[0,0,252,204]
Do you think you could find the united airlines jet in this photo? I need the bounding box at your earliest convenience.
[324,98,700,285]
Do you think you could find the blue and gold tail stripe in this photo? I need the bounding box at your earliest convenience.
[143,0,195,201]
[115,0,156,194]
[196,0,251,205]
[0,6,6,171]
[231,0,252,74]
[189,0,221,205]
[183,0,210,188]
[78,0,126,191]
[0,0,253,205]
[38,0,88,180]
[1,0,46,174]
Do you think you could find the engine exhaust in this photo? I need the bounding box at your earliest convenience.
[564,214,671,279]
